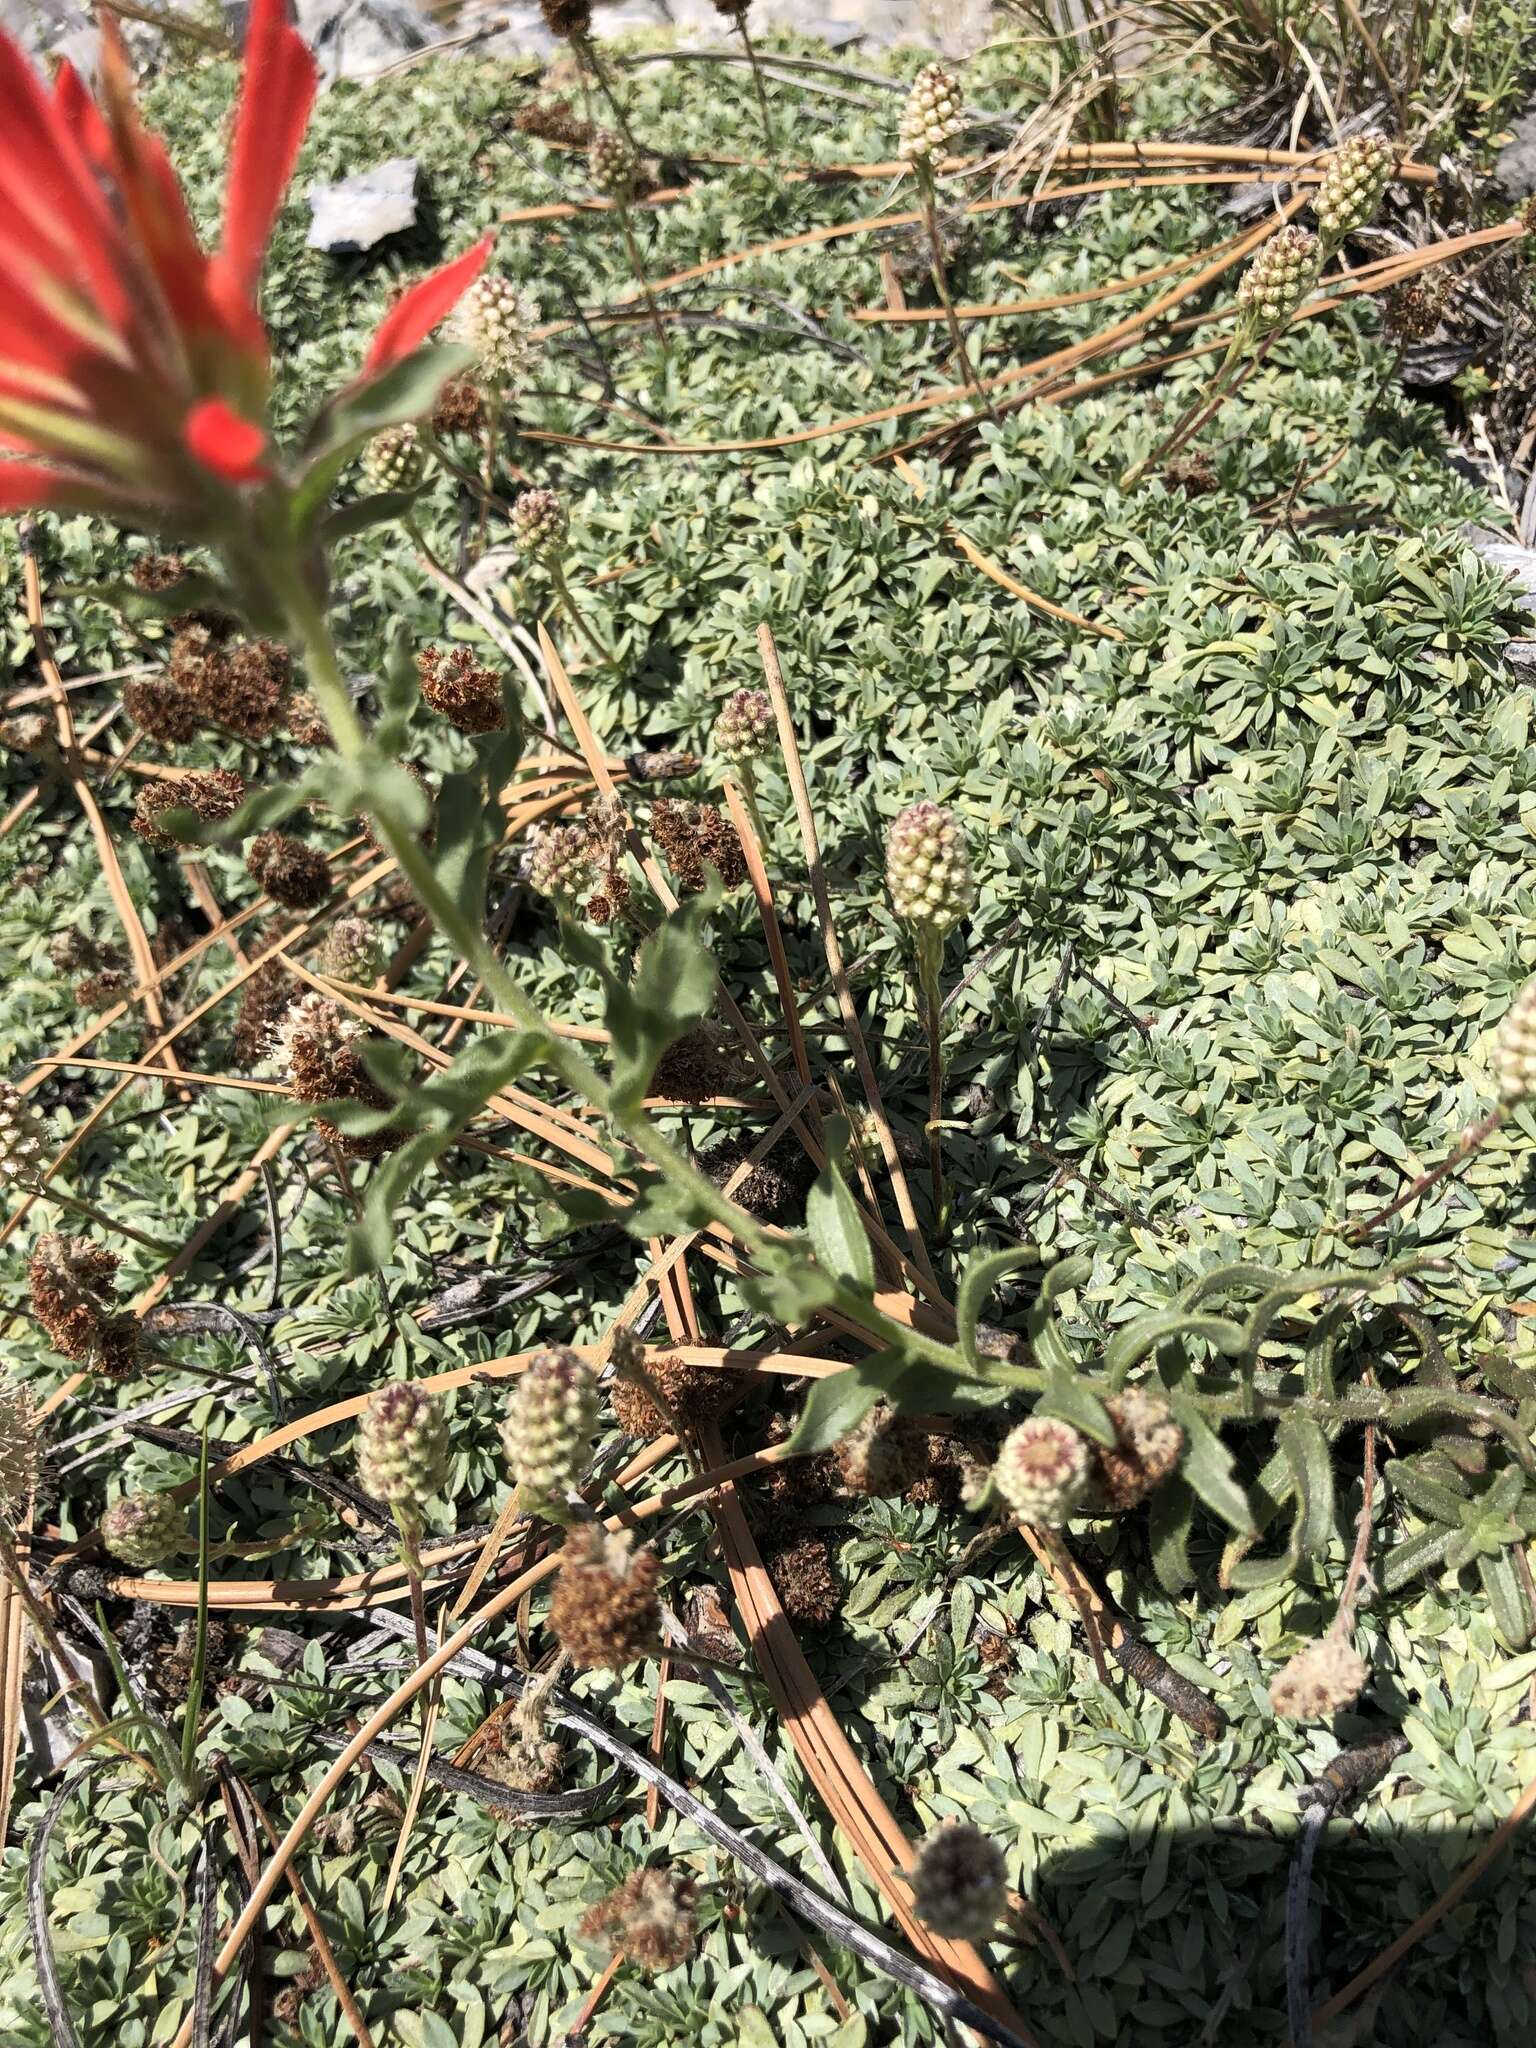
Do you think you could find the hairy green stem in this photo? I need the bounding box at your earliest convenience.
[279,575,981,1391]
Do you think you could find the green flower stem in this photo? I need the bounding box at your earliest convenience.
[42,1185,178,1257]
[278,571,1005,1396]
[615,199,670,357]
[914,921,947,1230]
[547,559,613,666]
[736,762,770,848]
[392,1502,429,1667]
[580,35,644,159]
[1121,329,1270,490]
[916,163,994,426]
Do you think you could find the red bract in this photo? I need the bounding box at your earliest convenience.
[0,0,489,538]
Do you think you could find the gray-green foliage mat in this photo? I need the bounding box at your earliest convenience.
[3,36,1536,2048]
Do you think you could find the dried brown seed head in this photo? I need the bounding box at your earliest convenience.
[548,1524,662,1669]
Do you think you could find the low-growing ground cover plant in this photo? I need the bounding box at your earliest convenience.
[2,4,1536,2045]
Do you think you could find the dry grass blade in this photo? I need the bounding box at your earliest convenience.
[696,1422,1037,2041]
[890,454,1122,638]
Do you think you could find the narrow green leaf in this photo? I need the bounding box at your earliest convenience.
[806,1132,874,1296]
[1036,1363,1116,1447]
[1149,1477,1196,1596]
[607,896,718,1114]
[1168,1396,1255,1532]
[785,1368,884,1455]
[955,1245,1039,1370]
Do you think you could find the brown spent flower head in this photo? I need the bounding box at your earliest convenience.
[246,831,331,910]
[548,1524,663,1669]
[650,797,747,892]
[711,688,776,768]
[898,63,966,168]
[835,1404,930,1497]
[274,991,398,1155]
[321,915,386,986]
[1236,225,1322,331]
[233,959,298,1070]
[511,486,567,559]
[0,1383,38,1517]
[886,800,975,933]
[123,673,202,744]
[219,640,293,742]
[431,373,487,437]
[513,96,592,147]
[527,820,600,905]
[1163,449,1219,495]
[100,1488,185,1569]
[650,1026,739,1103]
[74,970,132,1011]
[283,692,332,747]
[712,0,749,17]
[1085,1388,1185,1512]
[481,1729,565,1802]
[909,1821,1008,1940]
[30,1233,140,1376]
[417,645,507,735]
[0,712,56,756]
[130,552,187,593]
[610,1348,733,1439]
[499,1345,599,1519]
[539,0,593,39]
[701,1130,816,1225]
[589,127,638,202]
[1313,134,1393,246]
[452,273,539,386]
[0,1083,52,1191]
[579,1869,697,1975]
[992,1415,1090,1527]
[354,1382,450,1509]
[363,422,424,493]
[132,768,245,850]
[1490,978,1536,1105]
[1269,1636,1368,1719]
[764,1533,841,1626]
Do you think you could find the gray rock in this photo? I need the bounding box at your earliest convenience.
[1466,524,1536,609]
[1495,101,1536,201]
[306,156,421,254]
[296,0,434,84]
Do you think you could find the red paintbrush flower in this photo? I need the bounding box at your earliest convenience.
[0,0,488,557]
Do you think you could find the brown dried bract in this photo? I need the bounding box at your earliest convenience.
[513,95,593,146]
[578,1868,696,1974]
[233,958,298,1069]
[29,1234,140,1376]
[123,674,203,745]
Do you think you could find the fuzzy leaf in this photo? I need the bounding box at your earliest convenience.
[955,1245,1039,1370]
[806,1128,874,1296]
[1168,1397,1255,1532]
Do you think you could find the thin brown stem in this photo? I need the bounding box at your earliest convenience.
[1345,1109,1504,1241]
[737,18,775,153]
